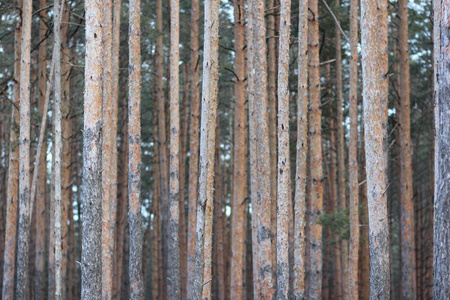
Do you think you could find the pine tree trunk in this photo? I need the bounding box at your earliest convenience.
[128,0,144,297]
[361,0,390,296]
[192,0,220,297]
[53,0,64,298]
[334,1,348,296]
[179,63,190,300]
[434,0,450,297]
[101,0,118,296]
[307,0,324,295]
[35,0,48,297]
[293,0,308,296]
[81,0,104,298]
[168,0,181,297]
[15,0,33,295]
[267,0,278,276]
[186,0,200,294]
[249,0,275,298]
[2,1,22,297]
[276,0,291,297]
[348,0,360,296]
[230,0,248,297]
[397,0,416,297]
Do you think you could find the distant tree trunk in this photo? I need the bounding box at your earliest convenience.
[361,0,390,296]
[397,0,416,297]
[213,123,225,300]
[53,0,64,298]
[34,0,48,297]
[276,0,291,297]
[307,0,324,296]
[267,0,278,275]
[2,1,22,298]
[154,0,169,296]
[348,0,360,296]
[15,0,33,295]
[230,0,248,297]
[334,1,348,296]
[81,0,104,298]
[168,0,181,298]
[434,0,450,297]
[192,0,220,298]
[293,0,308,297]
[186,0,200,295]
[179,63,190,300]
[128,0,144,297]
[114,88,128,300]
[101,0,117,296]
[249,0,275,297]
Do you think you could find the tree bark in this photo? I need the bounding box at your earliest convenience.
[191,0,220,298]
[348,0,360,296]
[397,0,416,297]
[276,0,292,297]
[101,0,118,296]
[434,0,450,297]
[2,1,22,298]
[249,0,275,298]
[34,0,48,297]
[53,0,64,298]
[230,0,248,297]
[128,0,144,297]
[361,0,390,296]
[186,0,200,295]
[293,0,308,297]
[81,0,104,298]
[307,0,324,296]
[15,0,33,295]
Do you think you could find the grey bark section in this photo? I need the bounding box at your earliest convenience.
[81,0,104,298]
[192,0,220,298]
[15,0,33,296]
[434,1,450,297]
[128,0,144,298]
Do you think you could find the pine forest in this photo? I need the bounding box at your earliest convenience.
[0,0,447,298]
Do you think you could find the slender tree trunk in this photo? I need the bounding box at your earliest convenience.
[53,0,64,298]
[307,0,324,295]
[168,0,181,298]
[154,0,169,296]
[293,0,308,296]
[186,0,201,294]
[434,0,450,297]
[348,0,360,296]
[361,0,390,296]
[81,0,104,298]
[397,0,416,297]
[213,124,225,300]
[101,0,117,296]
[192,0,220,297]
[2,1,22,298]
[230,0,248,297]
[334,1,348,296]
[35,0,48,297]
[15,0,33,295]
[128,0,144,297]
[276,0,291,297]
[267,0,278,276]
[179,63,190,300]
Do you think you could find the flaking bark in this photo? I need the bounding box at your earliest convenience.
[360,0,391,296]
[192,0,220,298]
[276,0,292,297]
